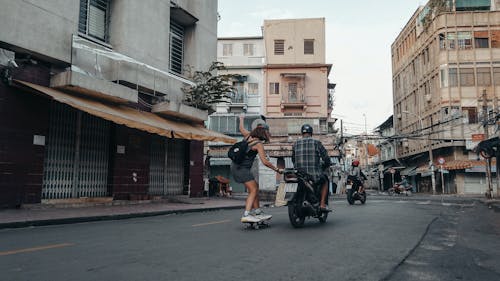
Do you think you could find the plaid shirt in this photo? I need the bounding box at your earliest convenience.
[292,136,331,180]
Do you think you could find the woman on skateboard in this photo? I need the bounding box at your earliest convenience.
[233,115,282,223]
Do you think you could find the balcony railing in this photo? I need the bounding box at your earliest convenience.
[230,91,248,104]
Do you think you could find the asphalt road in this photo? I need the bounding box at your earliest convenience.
[1,199,499,281]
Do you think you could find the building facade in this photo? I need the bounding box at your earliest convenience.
[0,0,234,208]
[392,0,500,195]
[262,18,338,173]
[208,36,267,193]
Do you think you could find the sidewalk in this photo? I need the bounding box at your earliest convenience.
[0,196,246,230]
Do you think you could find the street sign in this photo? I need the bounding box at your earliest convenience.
[378,164,384,172]
[437,157,445,165]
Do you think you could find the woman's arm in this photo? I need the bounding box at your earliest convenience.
[254,143,281,173]
[239,115,250,138]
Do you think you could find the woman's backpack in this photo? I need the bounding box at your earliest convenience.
[227,140,249,164]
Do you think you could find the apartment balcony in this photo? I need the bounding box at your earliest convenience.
[227,91,248,113]
[51,35,204,121]
[280,91,306,111]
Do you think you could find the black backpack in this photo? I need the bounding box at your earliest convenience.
[227,140,249,164]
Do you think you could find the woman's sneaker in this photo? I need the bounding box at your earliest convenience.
[251,209,272,220]
[241,214,260,223]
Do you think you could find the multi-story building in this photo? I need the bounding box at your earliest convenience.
[262,18,337,176]
[392,0,500,195]
[0,0,235,208]
[207,36,266,193]
[207,18,337,194]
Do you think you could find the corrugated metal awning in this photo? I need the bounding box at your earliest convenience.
[14,80,236,144]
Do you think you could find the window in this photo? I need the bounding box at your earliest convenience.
[269,82,280,95]
[449,68,458,87]
[274,40,284,55]
[477,67,491,86]
[447,33,456,49]
[288,82,298,101]
[169,20,184,75]
[460,68,475,86]
[458,32,472,49]
[304,39,314,55]
[79,0,110,42]
[243,44,254,56]
[494,67,500,84]
[456,0,490,11]
[462,107,478,124]
[474,31,489,48]
[439,33,446,50]
[248,83,258,95]
[223,44,233,56]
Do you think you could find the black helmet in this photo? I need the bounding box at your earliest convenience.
[301,124,313,135]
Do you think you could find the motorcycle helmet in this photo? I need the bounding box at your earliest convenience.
[352,160,360,167]
[301,124,313,135]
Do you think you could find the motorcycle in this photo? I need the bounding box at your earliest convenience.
[283,168,329,228]
[346,175,366,205]
[388,183,413,196]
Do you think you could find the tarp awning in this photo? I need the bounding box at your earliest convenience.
[14,80,236,144]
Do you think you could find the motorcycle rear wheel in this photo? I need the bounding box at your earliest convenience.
[288,204,305,228]
[347,189,355,205]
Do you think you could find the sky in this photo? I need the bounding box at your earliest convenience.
[217,0,425,135]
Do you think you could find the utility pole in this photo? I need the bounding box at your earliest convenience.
[482,89,493,199]
[429,116,436,195]
[363,114,369,172]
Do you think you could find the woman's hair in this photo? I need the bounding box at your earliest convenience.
[250,126,271,143]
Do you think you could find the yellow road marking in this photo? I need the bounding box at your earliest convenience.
[0,243,74,256]
[192,220,231,227]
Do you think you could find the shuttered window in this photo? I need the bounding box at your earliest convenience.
[304,39,314,54]
[274,40,284,55]
[170,20,184,75]
[78,0,110,42]
[460,68,475,87]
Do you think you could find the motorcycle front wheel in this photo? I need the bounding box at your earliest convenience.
[318,211,328,223]
[288,203,305,228]
[360,192,366,204]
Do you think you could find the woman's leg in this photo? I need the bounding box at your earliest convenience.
[244,180,259,212]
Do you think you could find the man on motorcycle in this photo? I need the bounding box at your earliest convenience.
[395,176,409,192]
[348,160,366,193]
[292,124,332,212]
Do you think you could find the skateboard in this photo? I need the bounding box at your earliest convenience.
[243,217,271,230]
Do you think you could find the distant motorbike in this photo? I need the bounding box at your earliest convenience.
[283,168,329,228]
[346,175,366,205]
[388,183,412,196]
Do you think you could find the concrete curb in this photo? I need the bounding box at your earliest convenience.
[0,205,244,230]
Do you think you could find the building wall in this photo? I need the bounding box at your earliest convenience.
[392,9,500,159]
[264,67,329,118]
[189,140,204,197]
[110,126,151,200]
[0,65,51,207]
[263,18,325,65]
[0,0,78,63]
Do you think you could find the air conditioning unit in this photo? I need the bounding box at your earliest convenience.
[425,94,432,102]
[396,113,402,119]
[0,48,15,67]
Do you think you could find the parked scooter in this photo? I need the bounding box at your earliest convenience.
[388,183,413,196]
[283,168,329,228]
[346,175,366,205]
